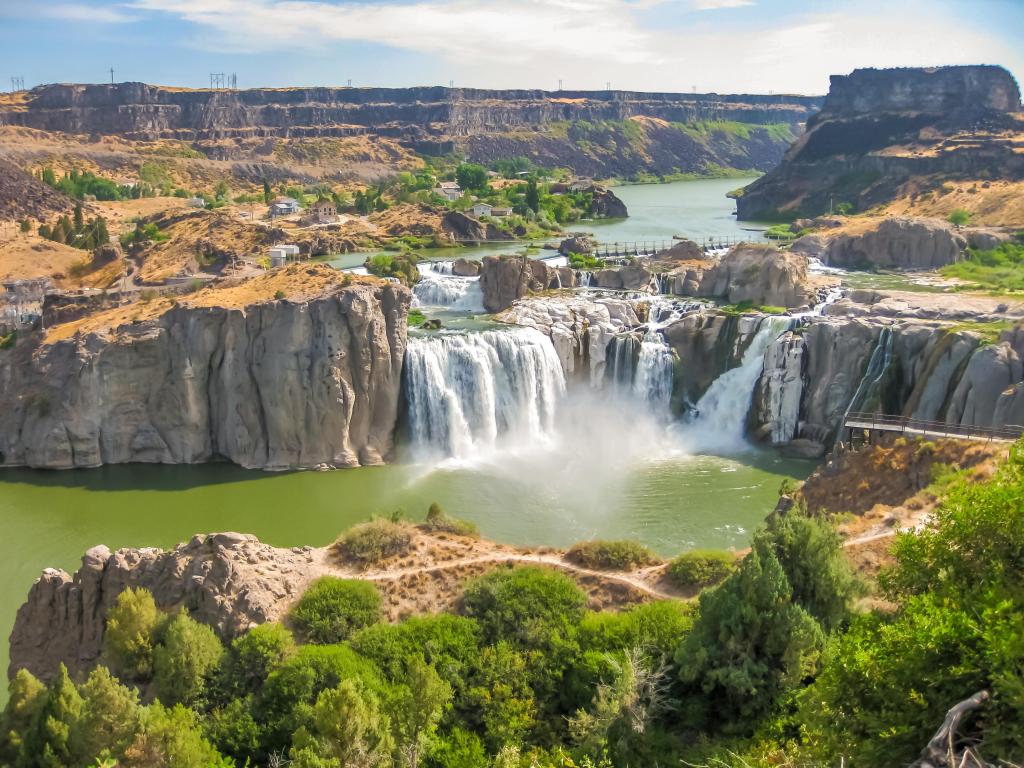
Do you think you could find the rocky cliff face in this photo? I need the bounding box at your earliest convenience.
[791,217,967,270]
[0,83,821,180]
[736,66,1024,220]
[479,255,575,313]
[10,532,319,681]
[0,276,410,470]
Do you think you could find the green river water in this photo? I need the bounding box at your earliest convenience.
[0,177,815,683]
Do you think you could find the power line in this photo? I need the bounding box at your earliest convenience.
[10,76,24,92]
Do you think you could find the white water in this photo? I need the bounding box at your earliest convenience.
[412,273,484,312]
[404,327,567,461]
[688,316,791,451]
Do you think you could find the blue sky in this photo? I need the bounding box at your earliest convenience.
[0,0,1021,94]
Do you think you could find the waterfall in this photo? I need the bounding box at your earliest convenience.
[632,331,675,413]
[577,270,593,288]
[689,316,791,448]
[605,334,639,390]
[424,260,454,275]
[404,327,567,460]
[843,326,895,419]
[412,274,484,312]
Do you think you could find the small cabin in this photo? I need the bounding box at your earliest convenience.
[434,182,462,201]
[270,197,301,217]
[471,202,493,217]
[308,197,337,223]
[490,207,512,217]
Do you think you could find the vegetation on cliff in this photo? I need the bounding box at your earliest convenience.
[940,236,1024,293]
[5,443,1023,766]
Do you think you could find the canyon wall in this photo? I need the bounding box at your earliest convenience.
[0,280,410,470]
[736,65,1024,220]
[0,84,822,179]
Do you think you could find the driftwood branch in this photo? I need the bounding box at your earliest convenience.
[913,690,991,768]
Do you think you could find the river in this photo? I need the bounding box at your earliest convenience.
[0,176,812,684]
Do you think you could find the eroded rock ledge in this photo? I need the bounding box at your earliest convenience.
[0,267,410,470]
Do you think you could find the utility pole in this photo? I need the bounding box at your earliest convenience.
[558,79,563,91]
[347,79,352,87]
[109,67,114,84]
[449,79,454,89]
[10,76,24,92]
[606,81,611,91]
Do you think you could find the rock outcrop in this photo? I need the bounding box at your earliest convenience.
[0,273,410,470]
[736,65,1024,220]
[0,158,74,222]
[9,533,319,681]
[793,217,967,270]
[479,255,574,313]
[587,186,628,218]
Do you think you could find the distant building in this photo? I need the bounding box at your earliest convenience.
[434,181,462,201]
[307,197,338,224]
[471,202,493,217]
[270,197,301,217]
[186,197,206,208]
[568,179,594,192]
[268,244,301,268]
[490,207,513,217]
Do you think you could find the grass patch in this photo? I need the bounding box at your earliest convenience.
[290,577,383,644]
[565,539,660,571]
[568,251,601,270]
[333,519,415,566]
[719,300,787,315]
[939,242,1024,293]
[422,502,478,537]
[665,550,738,588]
[942,320,1013,345]
[408,308,427,327]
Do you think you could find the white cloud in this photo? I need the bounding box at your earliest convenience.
[41,2,135,22]
[692,0,754,10]
[125,0,1022,94]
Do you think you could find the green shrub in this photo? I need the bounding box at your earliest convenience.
[334,519,414,565]
[948,208,971,226]
[152,611,225,707]
[665,550,737,588]
[290,577,382,643]
[422,502,478,537]
[565,539,658,571]
[104,587,164,680]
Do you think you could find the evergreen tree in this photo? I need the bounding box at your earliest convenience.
[525,178,540,213]
[389,657,451,768]
[19,664,83,768]
[289,679,394,767]
[153,612,225,707]
[69,666,142,764]
[104,587,162,680]
[73,203,84,233]
[262,179,272,204]
[0,670,46,765]
[674,541,824,729]
[94,216,110,247]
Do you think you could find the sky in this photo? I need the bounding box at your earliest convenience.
[0,0,1021,95]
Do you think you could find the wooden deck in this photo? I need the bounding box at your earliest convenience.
[843,412,1024,444]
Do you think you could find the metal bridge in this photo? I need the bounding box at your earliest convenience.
[843,412,1024,444]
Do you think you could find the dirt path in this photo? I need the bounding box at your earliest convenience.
[326,551,681,601]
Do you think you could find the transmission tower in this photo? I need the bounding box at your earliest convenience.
[210,73,226,89]
[10,76,24,92]
[230,73,237,89]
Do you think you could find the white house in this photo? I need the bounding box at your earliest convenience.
[271,197,301,217]
[471,202,493,217]
[268,244,301,268]
[434,181,462,201]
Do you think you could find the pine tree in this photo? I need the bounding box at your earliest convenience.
[94,216,110,246]
[19,664,83,767]
[73,203,84,234]
[262,179,272,204]
[525,178,540,213]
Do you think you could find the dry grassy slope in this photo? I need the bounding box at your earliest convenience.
[878,177,1024,227]
[0,158,74,222]
[44,263,370,342]
[0,127,422,192]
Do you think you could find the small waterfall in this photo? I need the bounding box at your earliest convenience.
[843,326,895,419]
[633,331,675,412]
[424,260,454,275]
[404,327,567,459]
[412,274,484,312]
[577,270,593,288]
[689,316,791,447]
[605,334,639,390]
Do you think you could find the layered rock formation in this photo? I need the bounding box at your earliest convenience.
[0,271,410,470]
[0,83,821,180]
[680,244,817,308]
[10,532,318,681]
[736,66,1024,220]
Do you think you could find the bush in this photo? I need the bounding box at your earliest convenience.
[566,540,658,571]
[104,587,164,680]
[152,612,225,707]
[290,577,382,644]
[422,502,479,537]
[665,550,737,588]
[334,519,414,565]
[948,208,971,226]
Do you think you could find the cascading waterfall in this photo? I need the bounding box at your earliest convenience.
[842,326,895,419]
[412,274,484,311]
[404,327,567,460]
[632,332,675,412]
[689,315,791,448]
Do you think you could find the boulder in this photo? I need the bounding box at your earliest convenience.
[594,263,654,291]
[558,235,594,255]
[479,255,558,313]
[451,257,481,276]
[701,244,816,308]
[587,187,628,218]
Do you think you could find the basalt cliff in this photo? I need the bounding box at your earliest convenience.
[0,266,410,470]
[736,65,1024,220]
[0,84,822,181]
